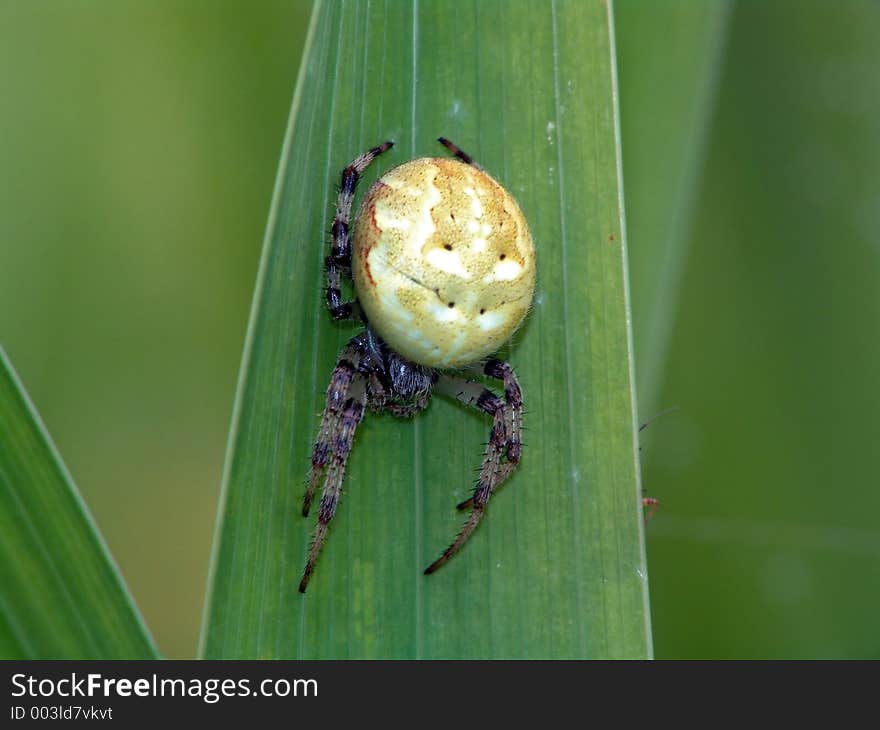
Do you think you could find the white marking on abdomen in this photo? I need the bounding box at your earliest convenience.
[425,248,471,279]
[494,260,522,280]
[479,310,505,330]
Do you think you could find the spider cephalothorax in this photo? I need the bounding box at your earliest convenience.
[299,138,536,593]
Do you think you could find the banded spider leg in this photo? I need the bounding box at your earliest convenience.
[325,141,393,321]
[424,358,523,574]
[300,340,367,593]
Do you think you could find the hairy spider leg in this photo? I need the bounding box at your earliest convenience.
[300,342,368,593]
[325,141,394,321]
[451,359,524,512]
[303,341,361,516]
[437,137,484,171]
[424,358,523,574]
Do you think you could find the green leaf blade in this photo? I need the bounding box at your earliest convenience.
[202,0,649,659]
[0,348,158,659]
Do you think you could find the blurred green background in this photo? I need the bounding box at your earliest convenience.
[1,0,876,658]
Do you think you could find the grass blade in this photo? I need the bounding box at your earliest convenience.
[0,348,158,659]
[202,0,649,659]
[615,1,732,410]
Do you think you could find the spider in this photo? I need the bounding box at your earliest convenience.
[299,137,536,593]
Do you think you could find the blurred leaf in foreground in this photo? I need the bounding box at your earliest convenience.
[0,348,158,659]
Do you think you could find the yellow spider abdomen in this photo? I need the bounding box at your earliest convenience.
[352,157,536,368]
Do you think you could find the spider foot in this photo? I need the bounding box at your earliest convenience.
[424,508,485,575]
[437,136,479,167]
[373,140,394,155]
